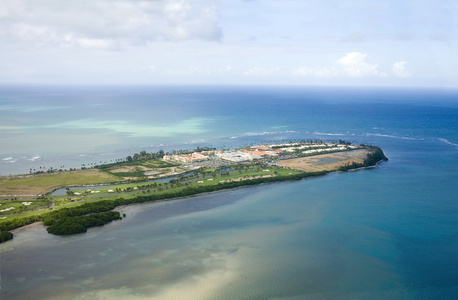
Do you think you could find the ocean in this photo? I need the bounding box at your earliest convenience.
[0,86,458,299]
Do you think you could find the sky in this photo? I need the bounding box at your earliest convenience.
[0,0,457,87]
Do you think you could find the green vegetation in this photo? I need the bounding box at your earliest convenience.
[0,143,388,242]
[0,170,120,196]
[338,146,388,171]
[0,200,48,216]
[45,211,121,235]
[0,166,311,238]
[45,169,327,235]
[97,159,179,174]
[364,147,388,165]
[93,157,182,180]
[0,231,13,243]
[126,149,165,161]
[0,214,43,232]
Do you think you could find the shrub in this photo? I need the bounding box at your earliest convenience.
[0,231,14,243]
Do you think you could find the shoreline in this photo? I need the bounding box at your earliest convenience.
[10,221,44,233]
[0,145,388,239]
[4,160,387,236]
[8,180,293,236]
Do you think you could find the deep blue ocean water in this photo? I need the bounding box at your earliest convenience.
[1,86,457,175]
[0,86,458,299]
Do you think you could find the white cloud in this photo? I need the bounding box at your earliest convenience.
[337,52,385,78]
[0,1,455,87]
[293,52,386,79]
[0,0,222,48]
[392,61,411,78]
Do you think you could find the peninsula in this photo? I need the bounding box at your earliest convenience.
[0,141,387,242]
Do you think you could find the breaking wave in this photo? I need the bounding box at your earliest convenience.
[437,138,458,147]
[366,133,422,140]
[313,132,355,136]
[2,157,18,163]
[243,130,299,137]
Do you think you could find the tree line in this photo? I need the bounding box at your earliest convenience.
[124,146,216,162]
[0,170,327,239]
[338,146,388,171]
[126,150,165,162]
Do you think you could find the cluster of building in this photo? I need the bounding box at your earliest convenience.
[162,143,359,164]
[163,151,221,163]
[216,151,260,163]
[216,146,280,163]
[271,143,360,155]
[246,145,281,156]
[302,144,359,155]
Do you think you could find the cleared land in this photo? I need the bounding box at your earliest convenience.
[0,170,120,196]
[0,159,182,197]
[278,149,370,172]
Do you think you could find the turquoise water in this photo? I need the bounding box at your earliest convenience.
[1,86,457,175]
[1,86,458,299]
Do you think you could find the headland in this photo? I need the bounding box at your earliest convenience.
[0,140,387,242]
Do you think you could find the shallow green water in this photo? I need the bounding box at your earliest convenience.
[1,86,458,299]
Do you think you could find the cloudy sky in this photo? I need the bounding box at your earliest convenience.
[0,0,456,87]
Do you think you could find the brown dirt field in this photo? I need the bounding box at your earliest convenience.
[278,149,370,172]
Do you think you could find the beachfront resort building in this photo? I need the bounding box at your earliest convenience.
[163,152,210,163]
[216,145,281,163]
[246,147,280,157]
[216,151,261,163]
[269,142,361,155]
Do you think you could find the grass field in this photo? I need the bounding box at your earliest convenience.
[0,159,187,225]
[69,166,301,196]
[96,159,182,179]
[0,200,48,217]
[0,165,302,225]
[0,170,120,196]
